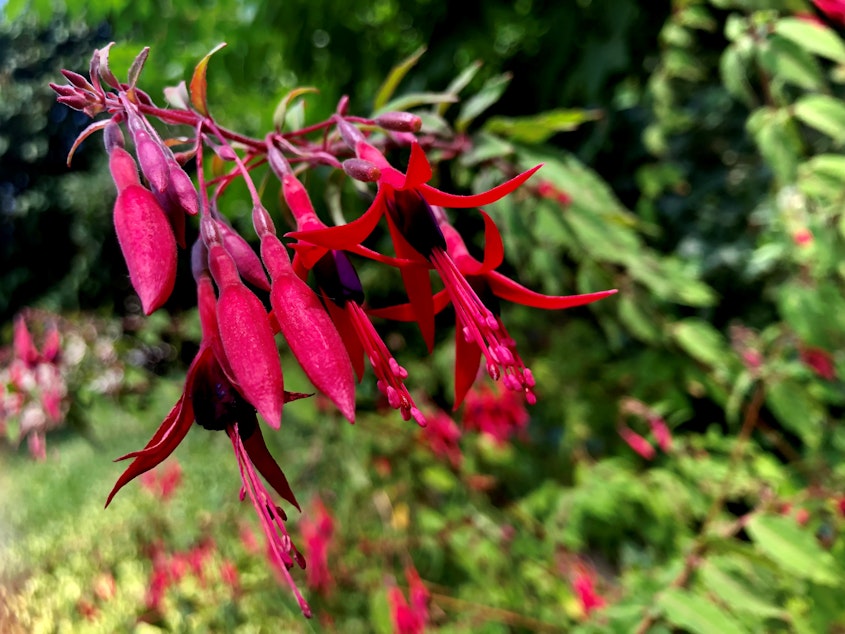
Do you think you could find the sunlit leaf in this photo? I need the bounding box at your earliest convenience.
[658,587,747,634]
[483,108,602,143]
[794,94,845,144]
[776,17,845,64]
[746,514,839,585]
[190,42,227,117]
[272,86,318,132]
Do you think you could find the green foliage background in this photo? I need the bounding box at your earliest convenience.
[3,0,845,632]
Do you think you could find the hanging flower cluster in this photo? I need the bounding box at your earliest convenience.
[51,43,616,617]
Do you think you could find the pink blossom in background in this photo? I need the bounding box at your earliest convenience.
[800,346,836,380]
[462,383,529,445]
[649,416,673,452]
[299,497,335,595]
[140,460,183,501]
[387,567,429,634]
[571,561,606,616]
[422,409,463,468]
[813,0,845,24]
[618,425,656,460]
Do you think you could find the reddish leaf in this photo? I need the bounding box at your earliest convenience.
[190,42,227,117]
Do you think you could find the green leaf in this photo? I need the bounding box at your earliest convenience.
[747,107,801,183]
[373,45,426,111]
[437,60,483,116]
[189,42,227,117]
[757,35,824,91]
[657,588,748,634]
[272,86,318,132]
[746,513,839,585]
[794,94,845,144]
[375,91,457,115]
[775,17,845,64]
[765,379,824,449]
[456,73,512,133]
[699,561,787,620]
[720,43,756,107]
[798,154,845,200]
[672,319,730,369]
[483,108,602,144]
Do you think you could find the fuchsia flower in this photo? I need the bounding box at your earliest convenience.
[290,141,615,407]
[106,256,313,617]
[287,140,542,352]
[280,171,423,425]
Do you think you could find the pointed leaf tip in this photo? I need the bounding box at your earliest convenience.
[190,42,227,117]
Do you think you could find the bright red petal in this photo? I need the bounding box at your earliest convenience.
[453,325,481,409]
[487,271,618,309]
[242,425,301,511]
[421,164,542,208]
[452,211,504,276]
[403,142,433,190]
[286,189,388,251]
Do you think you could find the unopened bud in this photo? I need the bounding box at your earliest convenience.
[56,94,90,111]
[252,204,276,238]
[167,161,198,215]
[342,158,381,182]
[133,129,169,192]
[60,69,95,92]
[336,118,366,150]
[49,83,77,97]
[103,120,125,152]
[375,111,422,133]
[336,95,349,116]
[108,147,140,192]
[266,143,292,180]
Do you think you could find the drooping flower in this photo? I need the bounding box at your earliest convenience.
[311,249,425,426]
[105,262,312,617]
[287,140,542,351]
[369,211,616,406]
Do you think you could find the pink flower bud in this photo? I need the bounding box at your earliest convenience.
[113,184,177,314]
[108,147,140,193]
[342,158,381,182]
[261,234,356,423]
[336,118,366,150]
[375,111,422,133]
[217,221,270,291]
[103,120,125,152]
[166,161,199,216]
[60,69,95,92]
[132,129,169,193]
[208,243,285,428]
[41,327,61,363]
[56,94,90,111]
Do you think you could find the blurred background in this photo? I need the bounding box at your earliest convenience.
[2,0,845,632]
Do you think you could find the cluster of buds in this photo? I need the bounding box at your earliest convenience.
[51,43,616,617]
[0,313,66,460]
[617,397,673,461]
